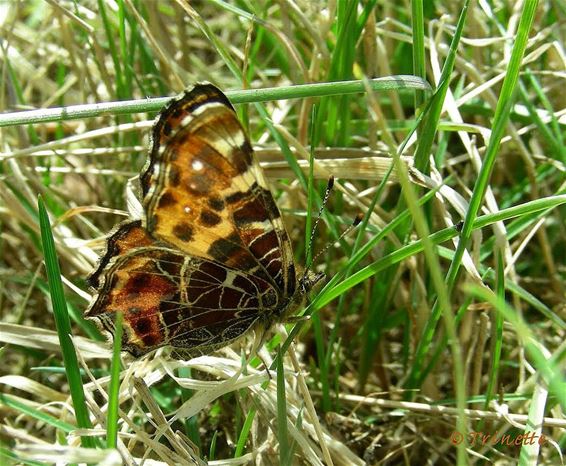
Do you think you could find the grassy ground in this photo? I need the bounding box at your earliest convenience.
[1,1,565,465]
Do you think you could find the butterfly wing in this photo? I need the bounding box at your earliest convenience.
[87,84,300,356]
[141,83,296,299]
[86,221,277,356]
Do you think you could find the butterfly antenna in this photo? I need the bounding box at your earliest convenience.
[308,212,363,268]
[305,175,335,272]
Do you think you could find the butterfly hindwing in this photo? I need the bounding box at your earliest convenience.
[86,221,278,356]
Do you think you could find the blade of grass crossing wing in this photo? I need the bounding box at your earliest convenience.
[38,196,95,448]
[0,78,432,129]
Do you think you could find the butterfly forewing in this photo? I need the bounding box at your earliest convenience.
[141,83,296,296]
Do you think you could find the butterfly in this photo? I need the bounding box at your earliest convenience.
[86,83,324,358]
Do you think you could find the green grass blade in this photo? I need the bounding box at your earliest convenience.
[97,0,124,99]
[105,311,123,449]
[413,0,471,172]
[335,163,394,388]
[233,407,256,458]
[0,447,45,466]
[0,78,430,128]
[484,248,505,410]
[209,430,218,461]
[276,346,290,465]
[0,392,77,433]
[519,73,565,162]
[411,0,426,109]
[37,196,94,448]
[318,194,566,310]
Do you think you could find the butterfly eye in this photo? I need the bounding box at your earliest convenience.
[299,271,326,295]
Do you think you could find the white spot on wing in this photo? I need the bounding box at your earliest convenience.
[191,102,228,116]
[209,138,233,159]
[229,130,245,148]
[246,220,273,234]
[180,115,195,128]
